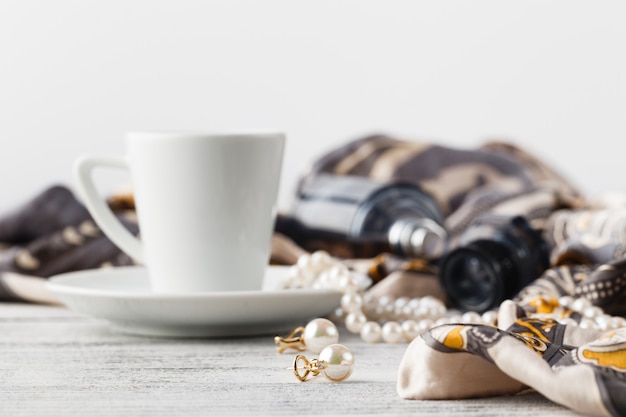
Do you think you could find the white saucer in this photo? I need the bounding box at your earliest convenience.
[46,266,342,338]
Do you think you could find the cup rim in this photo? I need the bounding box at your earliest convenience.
[126,130,285,141]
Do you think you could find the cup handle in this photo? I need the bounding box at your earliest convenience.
[73,155,145,263]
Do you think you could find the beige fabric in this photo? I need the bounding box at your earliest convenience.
[397,331,526,400]
[398,298,625,417]
[1,272,61,305]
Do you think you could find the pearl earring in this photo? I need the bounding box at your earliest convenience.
[274,318,339,354]
[291,344,355,382]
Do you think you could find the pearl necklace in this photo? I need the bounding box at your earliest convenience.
[283,250,626,343]
[284,250,476,343]
[554,295,626,331]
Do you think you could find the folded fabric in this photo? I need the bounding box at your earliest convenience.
[0,185,92,244]
[515,258,626,317]
[396,215,626,416]
[300,134,581,219]
[0,186,138,303]
[397,305,626,417]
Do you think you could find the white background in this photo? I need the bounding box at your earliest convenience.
[0,0,624,214]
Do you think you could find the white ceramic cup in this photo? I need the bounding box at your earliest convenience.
[74,131,285,293]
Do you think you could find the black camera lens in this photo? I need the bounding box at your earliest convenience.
[439,215,548,312]
[440,242,515,312]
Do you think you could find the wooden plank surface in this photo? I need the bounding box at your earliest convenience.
[0,303,581,416]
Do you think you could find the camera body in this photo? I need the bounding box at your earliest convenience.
[439,214,549,312]
[277,174,446,259]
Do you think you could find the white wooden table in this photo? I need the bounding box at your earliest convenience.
[0,303,582,416]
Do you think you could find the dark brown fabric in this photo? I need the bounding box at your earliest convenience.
[303,135,581,216]
[0,186,138,301]
[0,185,92,244]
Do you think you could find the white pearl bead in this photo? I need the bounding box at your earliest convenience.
[362,292,375,306]
[345,313,367,333]
[418,318,434,333]
[310,251,332,269]
[328,265,349,282]
[578,318,597,330]
[400,304,414,319]
[559,295,575,309]
[408,298,421,310]
[572,298,592,313]
[421,295,438,306]
[595,314,612,331]
[481,311,498,326]
[377,295,392,308]
[360,321,382,343]
[420,305,445,320]
[394,297,409,309]
[583,306,603,319]
[450,314,463,324]
[559,317,578,327]
[286,266,306,288]
[303,318,339,354]
[461,311,482,324]
[435,317,450,326]
[382,321,403,343]
[352,272,373,291]
[341,293,363,313]
[415,305,432,319]
[315,271,333,288]
[296,254,312,269]
[431,303,447,318]
[401,320,420,341]
[410,309,423,321]
[382,303,395,319]
[338,275,359,293]
[318,343,355,382]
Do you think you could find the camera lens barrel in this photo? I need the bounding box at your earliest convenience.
[439,215,549,312]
